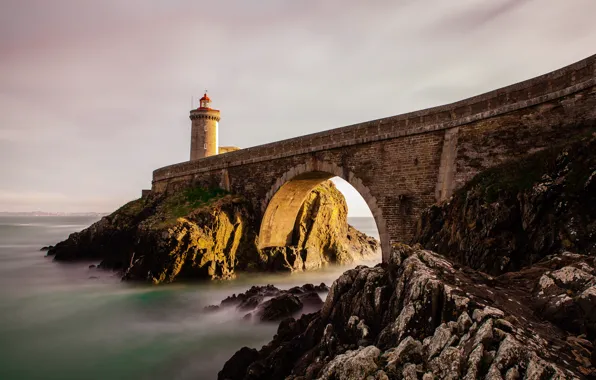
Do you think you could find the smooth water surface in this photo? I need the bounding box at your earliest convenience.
[0,216,380,380]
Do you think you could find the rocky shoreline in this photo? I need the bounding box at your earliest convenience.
[219,135,596,380]
[45,135,596,378]
[219,245,596,379]
[46,181,379,284]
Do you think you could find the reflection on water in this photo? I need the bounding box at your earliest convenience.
[0,216,380,380]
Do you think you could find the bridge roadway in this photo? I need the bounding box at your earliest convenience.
[152,55,596,262]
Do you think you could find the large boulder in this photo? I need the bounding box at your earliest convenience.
[414,134,596,275]
[220,244,596,379]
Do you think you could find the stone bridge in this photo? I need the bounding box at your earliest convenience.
[152,55,596,262]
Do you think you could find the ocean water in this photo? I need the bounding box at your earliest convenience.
[0,216,380,380]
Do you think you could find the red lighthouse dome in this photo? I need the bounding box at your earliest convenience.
[199,92,211,109]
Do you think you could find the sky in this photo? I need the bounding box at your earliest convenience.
[1,0,595,216]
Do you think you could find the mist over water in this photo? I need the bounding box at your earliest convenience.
[0,216,380,380]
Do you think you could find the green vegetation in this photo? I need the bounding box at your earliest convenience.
[113,198,145,217]
[459,148,557,203]
[458,133,596,203]
[155,187,229,228]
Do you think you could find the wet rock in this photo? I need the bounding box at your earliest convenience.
[256,294,303,322]
[206,283,328,322]
[40,245,53,251]
[218,347,259,380]
[297,291,324,309]
[203,305,220,313]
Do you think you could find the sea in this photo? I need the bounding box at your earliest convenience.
[0,215,380,380]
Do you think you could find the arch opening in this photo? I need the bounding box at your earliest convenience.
[258,163,389,262]
[259,171,334,249]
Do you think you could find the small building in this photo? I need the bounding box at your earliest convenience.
[219,146,241,154]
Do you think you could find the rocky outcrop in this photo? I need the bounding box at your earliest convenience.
[219,244,596,379]
[261,182,379,272]
[415,134,596,275]
[47,182,378,283]
[206,283,329,322]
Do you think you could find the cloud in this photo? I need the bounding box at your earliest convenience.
[0,0,595,213]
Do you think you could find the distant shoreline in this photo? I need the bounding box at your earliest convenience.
[0,212,108,217]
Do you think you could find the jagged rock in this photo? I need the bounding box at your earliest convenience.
[46,181,379,283]
[414,135,596,275]
[205,283,328,323]
[256,294,303,322]
[382,336,423,369]
[221,244,594,379]
[298,292,324,309]
[218,347,260,380]
[530,253,596,339]
[319,346,381,380]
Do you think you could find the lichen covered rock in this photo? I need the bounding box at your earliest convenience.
[415,134,596,275]
[220,244,595,379]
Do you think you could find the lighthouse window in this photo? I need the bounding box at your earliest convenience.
[204,143,207,149]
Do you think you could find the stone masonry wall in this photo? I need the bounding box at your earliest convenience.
[152,55,596,262]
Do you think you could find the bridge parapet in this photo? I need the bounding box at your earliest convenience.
[154,54,595,185]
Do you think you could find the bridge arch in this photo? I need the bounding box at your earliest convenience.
[258,160,390,262]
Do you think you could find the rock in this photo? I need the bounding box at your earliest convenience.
[256,294,302,322]
[319,346,381,380]
[218,347,260,380]
[203,305,220,313]
[428,347,463,380]
[297,291,324,309]
[261,181,380,272]
[88,264,96,268]
[383,336,423,369]
[40,245,53,251]
[530,254,596,339]
[221,245,594,379]
[414,135,596,275]
[205,284,328,323]
[401,363,418,380]
[46,182,379,283]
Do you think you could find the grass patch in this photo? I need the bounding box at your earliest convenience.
[457,147,559,203]
[156,187,229,227]
[113,198,145,216]
[457,131,596,203]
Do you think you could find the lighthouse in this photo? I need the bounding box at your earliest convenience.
[189,92,220,160]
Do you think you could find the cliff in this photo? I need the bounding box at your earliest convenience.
[47,181,379,284]
[219,244,596,379]
[415,134,596,275]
